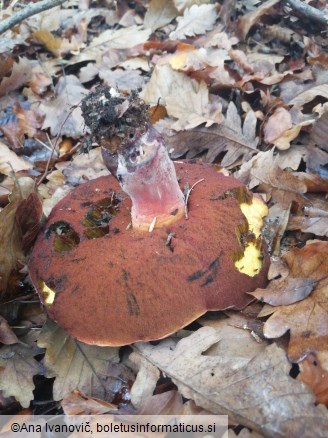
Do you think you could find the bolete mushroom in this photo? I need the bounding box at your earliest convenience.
[28,88,270,346]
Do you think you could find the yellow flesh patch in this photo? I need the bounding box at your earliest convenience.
[234,197,268,277]
[39,280,56,305]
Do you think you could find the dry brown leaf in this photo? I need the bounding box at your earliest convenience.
[288,195,328,237]
[234,149,308,206]
[56,147,109,186]
[264,107,292,144]
[238,0,281,40]
[311,111,328,152]
[298,353,328,406]
[129,352,160,409]
[62,390,117,415]
[259,241,328,368]
[13,102,43,138]
[29,72,51,96]
[0,342,44,407]
[0,177,37,296]
[288,84,328,107]
[37,75,88,138]
[168,101,257,167]
[0,315,19,345]
[37,319,120,401]
[15,191,43,253]
[135,328,328,436]
[169,4,218,40]
[0,142,32,175]
[144,0,178,31]
[136,390,183,415]
[144,64,223,130]
[250,277,315,306]
[0,57,33,97]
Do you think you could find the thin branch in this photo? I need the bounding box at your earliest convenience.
[0,0,67,34]
[285,0,328,27]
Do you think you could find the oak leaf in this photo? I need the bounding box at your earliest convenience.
[0,341,44,408]
[168,101,257,167]
[0,57,33,97]
[144,64,223,130]
[0,142,32,175]
[259,241,328,369]
[135,327,328,436]
[37,75,88,138]
[37,319,120,401]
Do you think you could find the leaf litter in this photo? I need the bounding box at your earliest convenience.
[0,0,327,434]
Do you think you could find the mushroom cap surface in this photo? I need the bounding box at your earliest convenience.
[29,161,269,346]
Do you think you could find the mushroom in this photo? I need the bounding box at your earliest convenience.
[28,88,270,346]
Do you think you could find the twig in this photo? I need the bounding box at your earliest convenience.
[0,0,67,34]
[284,0,328,27]
[184,178,205,219]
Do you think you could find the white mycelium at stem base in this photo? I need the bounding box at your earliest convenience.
[116,126,186,231]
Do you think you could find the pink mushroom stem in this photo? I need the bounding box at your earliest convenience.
[115,125,186,231]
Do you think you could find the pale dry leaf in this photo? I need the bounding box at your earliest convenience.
[129,352,160,409]
[0,315,19,345]
[170,4,218,40]
[199,313,267,363]
[173,0,210,13]
[234,149,309,207]
[0,141,33,175]
[144,0,178,31]
[259,241,328,368]
[168,101,257,167]
[0,57,33,97]
[143,64,223,130]
[56,147,110,186]
[135,328,328,436]
[37,319,120,401]
[238,0,281,40]
[37,75,88,138]
[0,343,44,408]
[74,26,151,63]
[288,84,328,107]
[98,68,145,91]
[264,107,292,144]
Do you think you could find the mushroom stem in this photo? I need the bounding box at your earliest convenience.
[115,125,185,231]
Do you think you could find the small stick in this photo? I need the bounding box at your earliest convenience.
[184,178,205,219]
[284,0,328,26]
[0,0,67,35]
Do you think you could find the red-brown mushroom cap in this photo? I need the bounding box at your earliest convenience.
[29,161,269,346]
